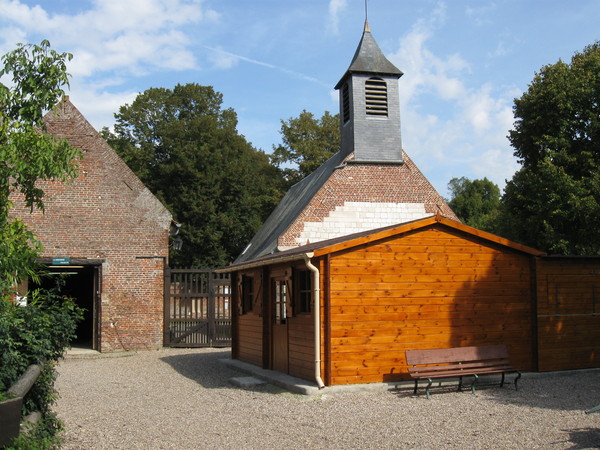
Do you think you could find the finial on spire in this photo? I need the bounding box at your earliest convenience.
[364,0,370,32]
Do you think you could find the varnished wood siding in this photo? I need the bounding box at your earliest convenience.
[234,269,265,367]
[536,258,600,371]
[328,226,534,385]
[287,314,314,380]
[237,313,263,366]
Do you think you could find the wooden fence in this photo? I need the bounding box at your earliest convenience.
[164,268,231,347]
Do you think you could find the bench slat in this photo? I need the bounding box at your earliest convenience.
[406,345,508,366]
[408,362,513,375]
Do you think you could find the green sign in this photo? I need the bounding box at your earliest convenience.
[52,257,71,266]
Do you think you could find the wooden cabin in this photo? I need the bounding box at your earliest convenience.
[224,20,600,386]
[222,215,544,386]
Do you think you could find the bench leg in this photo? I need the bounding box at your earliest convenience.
[458,376,463,392]
[500,372,506,387]
[425,378,433,400]
[514,371,522,391]
[413,380,419,395]
[471,374,478,394]
[586,403,600,414]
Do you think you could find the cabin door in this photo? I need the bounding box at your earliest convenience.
[271,278,290,373]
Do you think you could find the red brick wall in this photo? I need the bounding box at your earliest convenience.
[279,151,457,248]
[10,98,172,351]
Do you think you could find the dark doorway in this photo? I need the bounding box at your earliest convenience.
[33,265,100,349]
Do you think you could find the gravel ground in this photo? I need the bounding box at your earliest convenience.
[55,348,600,449]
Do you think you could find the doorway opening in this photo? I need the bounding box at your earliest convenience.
[32,264,101,350]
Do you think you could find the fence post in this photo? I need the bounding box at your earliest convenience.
[208,270,215,346]
[163,266,171,346]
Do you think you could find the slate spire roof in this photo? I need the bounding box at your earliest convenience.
[335,20,403,89]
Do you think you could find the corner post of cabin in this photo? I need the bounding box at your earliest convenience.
[530,255,540,372]
[230,271,240,360]
[324,253,332,386]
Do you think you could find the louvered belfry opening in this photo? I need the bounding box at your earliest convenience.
[365,77,388,117]
[342,83,351,124]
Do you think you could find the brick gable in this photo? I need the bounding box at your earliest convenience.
[279,151,457,248]
[9,97,172,351]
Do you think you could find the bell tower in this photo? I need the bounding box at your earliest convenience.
[335,20,404,162]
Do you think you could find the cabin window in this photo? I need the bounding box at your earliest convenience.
[342,83,350,124]
[295,269,312,314]
[241,275,254,314]
[273,279,288,324]
[365,77,388,117]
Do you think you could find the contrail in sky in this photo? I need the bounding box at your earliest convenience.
[204,46,329,88]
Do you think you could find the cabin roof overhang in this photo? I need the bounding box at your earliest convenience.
[217,214,544,273]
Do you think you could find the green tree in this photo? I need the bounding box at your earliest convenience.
[0,40,79,299]
[103,83,283,267]
[271,110,340,187]
[447,177,500,231]
[502,42,600,254]
[0,40,82,447]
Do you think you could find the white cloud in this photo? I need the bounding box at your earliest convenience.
[68,82,139,132]
[387,1,519,192]
[0,0,217,77]
[328,0,347,35]
[465,3,497,27]
[0,0,221,134]
[389,3,468,106]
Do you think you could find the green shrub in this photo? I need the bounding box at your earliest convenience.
[0,278,83,448]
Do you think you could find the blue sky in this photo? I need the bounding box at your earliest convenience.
[0,0,598,197]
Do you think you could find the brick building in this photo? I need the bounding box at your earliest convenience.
[10,98,173,352]
[236,20,455,265]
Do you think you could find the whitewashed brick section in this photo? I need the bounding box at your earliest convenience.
[296,202,427,245]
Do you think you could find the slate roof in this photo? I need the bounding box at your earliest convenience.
[235,150,348,263]
[335,20,403,89]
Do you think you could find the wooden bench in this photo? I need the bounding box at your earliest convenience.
[405,345,521,399]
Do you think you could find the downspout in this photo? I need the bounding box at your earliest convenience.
[303,253,325,389]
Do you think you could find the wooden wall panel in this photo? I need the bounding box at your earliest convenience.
[237,313,263,367]
[287,314,314,381]
[536,258,600,371]
[327,226,535,386]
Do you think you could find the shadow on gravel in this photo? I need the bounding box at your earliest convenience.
[391,378,519,400]
[160,350,237,389]
[557,427,600,449]
[480,371,600,413]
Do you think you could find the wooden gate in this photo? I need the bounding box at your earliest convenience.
[164,268,231,347]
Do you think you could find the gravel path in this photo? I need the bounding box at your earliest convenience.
[55,348,600,449]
